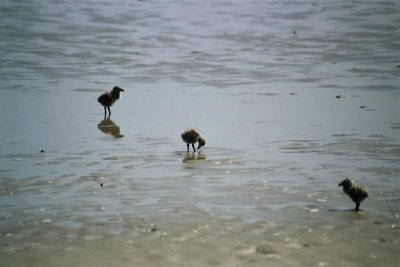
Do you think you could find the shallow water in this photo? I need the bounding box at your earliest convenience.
[1,0,399,266]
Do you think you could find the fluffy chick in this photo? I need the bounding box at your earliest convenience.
[338,178,369,211]
[97,86,124,116]
[181,128,206,152]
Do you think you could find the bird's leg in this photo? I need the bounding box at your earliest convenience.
[107,106,111,116]
[192,143,196,152]
[103,106,107,117]
[187,144,190,152]
[355,202,360,211]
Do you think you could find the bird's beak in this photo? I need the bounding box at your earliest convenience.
[120,88,125,92]
[338,182,343,186]
[197,144,203,150]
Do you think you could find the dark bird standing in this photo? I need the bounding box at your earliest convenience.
[181,128,206,152]
[97,86,124,116]
[338,178,369,211]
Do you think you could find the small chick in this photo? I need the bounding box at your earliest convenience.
[181,128,206,152]
[97,86,124,116]
[338,178,369,211]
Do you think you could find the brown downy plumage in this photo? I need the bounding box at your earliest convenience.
[97,86,124,116]
[181,128,206,152]
[338,178,369,211]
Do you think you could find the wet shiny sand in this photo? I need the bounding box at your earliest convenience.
[1,0,399,266]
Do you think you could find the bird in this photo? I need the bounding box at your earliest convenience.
[181,128,206,152]
[338,178,369,211]
[97,86,124,117]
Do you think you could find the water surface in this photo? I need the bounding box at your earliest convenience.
[1,0,399,266]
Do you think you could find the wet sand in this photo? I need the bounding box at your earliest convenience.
[1,0,399,266]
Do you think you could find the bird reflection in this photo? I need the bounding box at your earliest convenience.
[182,152,206,163]
[97,116,124,138]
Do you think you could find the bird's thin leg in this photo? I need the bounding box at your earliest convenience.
[104,106,107,117]
[192,143,196,152]
[107,106,111,116]
[187,144,190,152]
[355,202,360,211]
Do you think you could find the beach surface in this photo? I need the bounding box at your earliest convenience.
[1,0,399,266]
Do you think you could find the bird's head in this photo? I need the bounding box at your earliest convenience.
[197,136,206,150]
[113,86,125,92]
[338,178,352,188]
